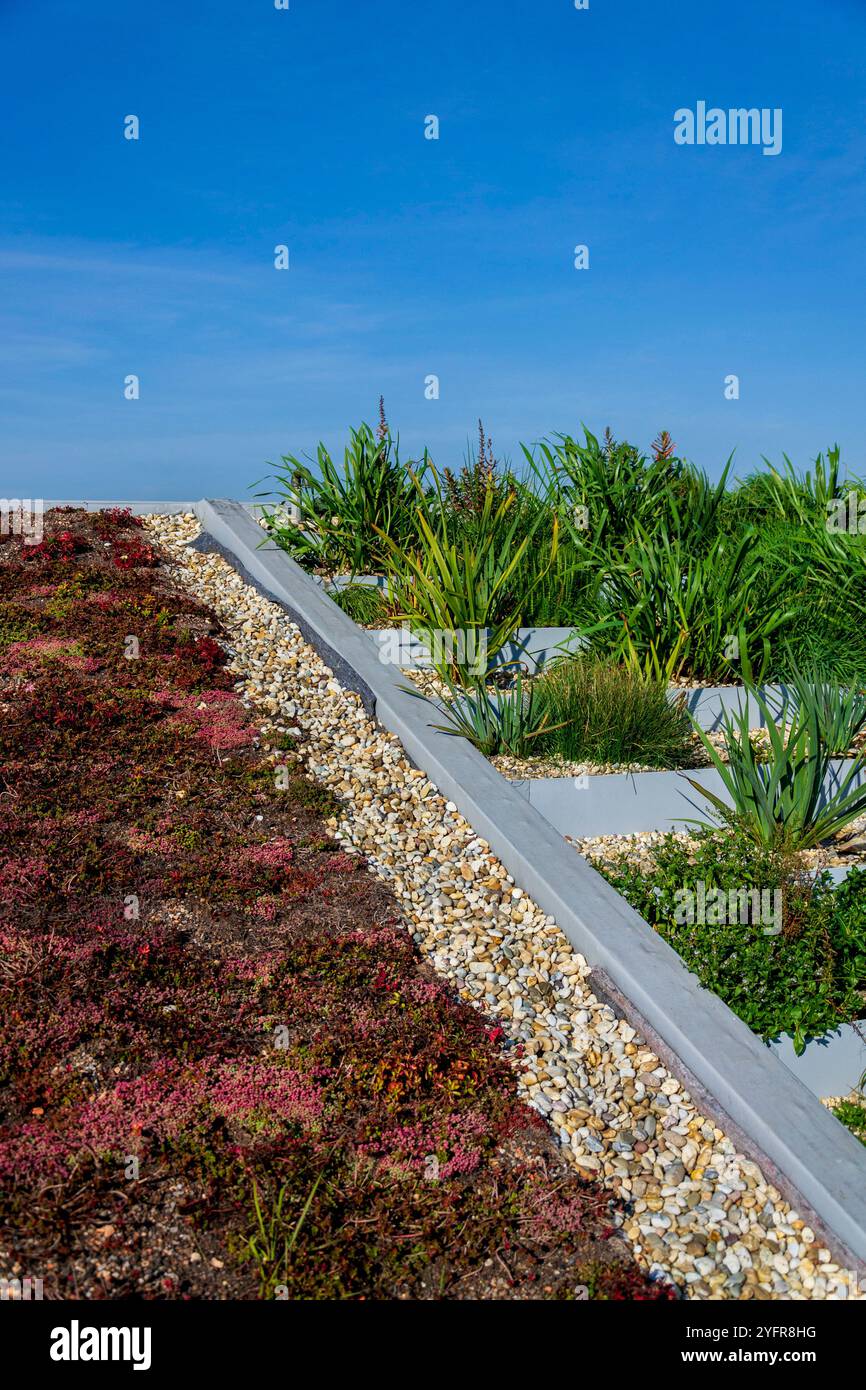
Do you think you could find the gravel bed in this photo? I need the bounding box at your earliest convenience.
[144,514,864,1302]
[568,821,866,876]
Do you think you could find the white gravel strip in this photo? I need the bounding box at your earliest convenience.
[145,513,865,1302]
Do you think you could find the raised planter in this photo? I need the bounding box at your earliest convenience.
[323,573,388,592]
[260,572,806,734]
[678,683,792,731]
[189,498,866,1270]
[356,617,795,731]
[512,761,866,837]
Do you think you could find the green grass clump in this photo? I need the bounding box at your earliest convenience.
[532,655,694,768]
[330,583,389,626]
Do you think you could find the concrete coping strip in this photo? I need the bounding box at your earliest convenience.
[190,498,866,1269]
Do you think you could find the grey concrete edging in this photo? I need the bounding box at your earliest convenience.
[678,683,790,731]
[361,621,794,730]
[190,498,866,1269]
[768,1026,866,1100]
[512,762,866,837]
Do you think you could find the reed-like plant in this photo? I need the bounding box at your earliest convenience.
[532,655,695,767]
[254,414,422,574]
[750,521,866,682]
[522,428,730,559]
[732,445,849,527]
[783,666,866,756]
[598,527,792,683]
[378,475,559,681]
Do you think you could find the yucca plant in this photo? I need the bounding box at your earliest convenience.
[686,687,866,850]
[411,668,563,758]
[521,429,661,555]
[783,666,866,756]
[442,419,510,519]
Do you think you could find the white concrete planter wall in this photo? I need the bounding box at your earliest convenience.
[368,625,586,674]
[512,761,866,838]
[769,1026,866,1100]
[357,618,796,730]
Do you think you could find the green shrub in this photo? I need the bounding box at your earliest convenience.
[602,833,866,1050]
[532,655,695,768]
[832,1098,866,1147]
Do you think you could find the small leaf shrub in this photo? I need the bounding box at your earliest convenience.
[601,829,866,1051]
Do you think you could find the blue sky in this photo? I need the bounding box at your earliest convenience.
[2,0,865,499]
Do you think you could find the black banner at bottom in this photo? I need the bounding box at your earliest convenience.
[2,1294,857,1377]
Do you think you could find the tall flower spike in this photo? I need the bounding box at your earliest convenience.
[652,430,676,462]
